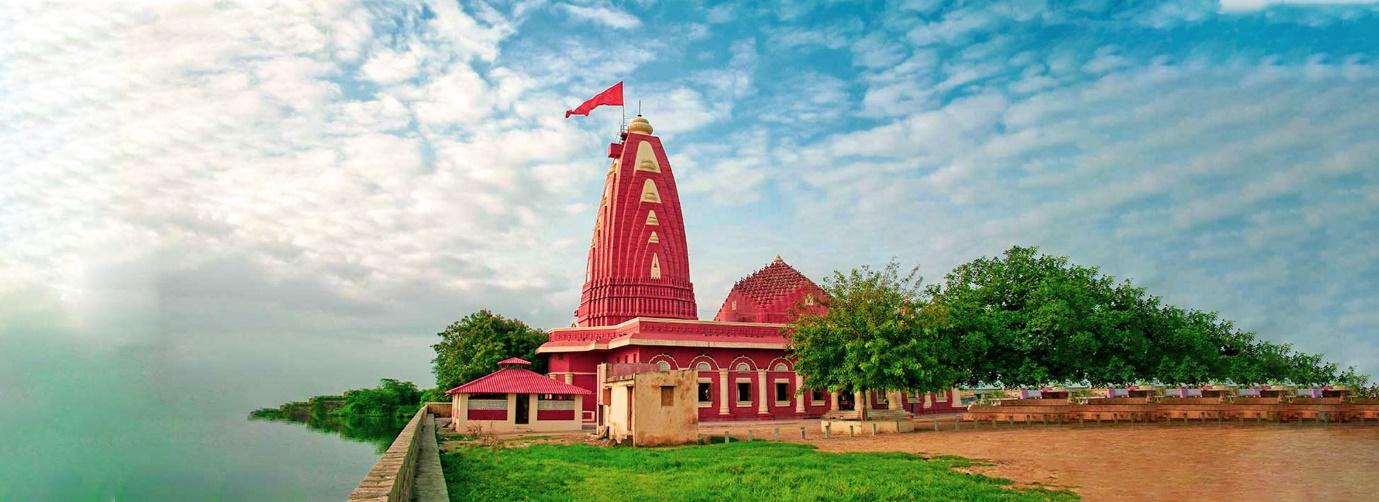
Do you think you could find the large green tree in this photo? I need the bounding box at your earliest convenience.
[432,310,548,389]
[788,261,961,419]
[927,246,1356,388]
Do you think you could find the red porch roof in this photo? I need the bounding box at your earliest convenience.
[445,367,591,396]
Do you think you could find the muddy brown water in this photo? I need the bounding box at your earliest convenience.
[799,422,1379,501]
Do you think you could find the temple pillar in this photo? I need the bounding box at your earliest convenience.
[828,391,839,412]
[757,369,769,415]
[718,369,730,416]
[854,391,865,411]
[794,374,806,414]
[888,391,903,411]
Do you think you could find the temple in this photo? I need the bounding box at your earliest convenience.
[537,115,959,423]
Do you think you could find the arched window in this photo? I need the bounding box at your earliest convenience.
[773,363,788,372]
[695,362,711,371]
[656,361,671,372]
[735,363,750,371]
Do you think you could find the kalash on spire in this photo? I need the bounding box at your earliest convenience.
[539,84,965,424]
[576,115,697,326]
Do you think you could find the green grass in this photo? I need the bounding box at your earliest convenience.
[441,441,1076,501]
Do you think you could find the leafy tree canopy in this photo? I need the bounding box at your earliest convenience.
[432,309,548,389]
[789,261,963,410]
[790,246,1366,392]
[928,246,1356,387]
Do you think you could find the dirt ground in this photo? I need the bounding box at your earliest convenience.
[702,418,1379,501]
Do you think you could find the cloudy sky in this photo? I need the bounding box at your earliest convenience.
[3,0,1379,430]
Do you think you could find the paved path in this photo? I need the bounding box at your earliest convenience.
[411,414,449,502]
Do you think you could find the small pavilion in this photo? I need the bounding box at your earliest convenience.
[446,357,592,434]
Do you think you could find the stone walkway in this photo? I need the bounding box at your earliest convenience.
[411,414,449,502]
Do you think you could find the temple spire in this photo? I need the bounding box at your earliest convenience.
[576,115,697,326]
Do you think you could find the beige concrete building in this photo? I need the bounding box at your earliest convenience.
[599,364,699,446]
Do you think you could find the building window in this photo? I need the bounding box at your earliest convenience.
[695,362,711,371]
[698,382,712,403]
[661,386,675,406]
[737,382,751,403]
[645,210,659,225]
[655,360,671,371]
[936,390,948,402]
[650,253,661,279]
[735,362,750,371]
[772,363,788,372]
[811,389,825,402]
[775,382,790,405]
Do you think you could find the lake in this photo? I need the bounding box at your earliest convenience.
[0,328,433,500]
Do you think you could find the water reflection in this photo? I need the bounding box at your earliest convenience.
[248,413,408,454]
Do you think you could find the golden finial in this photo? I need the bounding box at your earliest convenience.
[627,115,653,135]
[773,255,784,264]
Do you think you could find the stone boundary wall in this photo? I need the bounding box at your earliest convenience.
[349,407,427,502]
[966,401,1379,423]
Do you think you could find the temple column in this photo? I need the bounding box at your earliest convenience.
[757,369,769,415]
[888,391,903,411]
[794,373,806,414]
[854,391,865,412]
[718,369,730,416]
[828,391,839,412]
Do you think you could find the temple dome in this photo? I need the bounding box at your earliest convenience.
[713,256,827,324]
[627,115,653,135]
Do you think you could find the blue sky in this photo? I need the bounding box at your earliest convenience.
[2,0,1378,418]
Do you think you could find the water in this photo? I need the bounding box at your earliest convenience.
[0,324,434,500]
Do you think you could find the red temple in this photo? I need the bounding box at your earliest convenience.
[538,115,959,423]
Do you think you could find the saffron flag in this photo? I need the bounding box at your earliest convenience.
[565,81,623,118]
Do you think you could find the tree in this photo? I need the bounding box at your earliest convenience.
[926,245,1352,389]
[342,378,422,420]
[928,246,1150,387]
[788,261,961,420]
[432,310,548,389]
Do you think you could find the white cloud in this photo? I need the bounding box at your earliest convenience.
[1220,0,1379,13]
[560,3,642,29]
[360,45,420,85]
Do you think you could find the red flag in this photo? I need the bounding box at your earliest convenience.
[565,81,623,118]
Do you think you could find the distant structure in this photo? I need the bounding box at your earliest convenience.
[445,357,590,434]
[537,115,960,424]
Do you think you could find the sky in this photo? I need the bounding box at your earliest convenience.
[2,0,1379,436]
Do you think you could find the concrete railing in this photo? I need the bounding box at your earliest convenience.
[348,408,427,502]
[425,401,452,417]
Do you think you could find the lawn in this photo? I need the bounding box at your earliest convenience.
[441,441,1076,501]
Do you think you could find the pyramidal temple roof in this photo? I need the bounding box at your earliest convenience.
[728,256,817,306]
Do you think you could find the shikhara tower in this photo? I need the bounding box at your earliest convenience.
[576,115,697,326]
[539,114,961,423]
